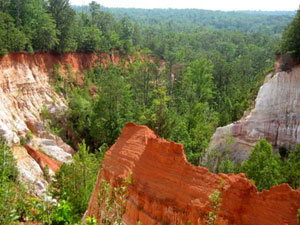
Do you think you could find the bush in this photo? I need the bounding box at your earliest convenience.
[51,140,101,221]
[0,136,18,180]
[97,175,132,225]
[20,136,27,146]
[206,180,224,225]
[25,130,33,140]
[0,136,20,224]
[51,200,73,225]
[281,145,300,189]
[242,139,283,191]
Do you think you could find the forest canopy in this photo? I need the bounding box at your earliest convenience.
[1,2,300,224]
[0,0,296,162]
[281,8,300,61]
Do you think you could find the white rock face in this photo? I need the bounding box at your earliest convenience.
[207,67,300,163]
[12,146,49,197]
[32,138,73,163]
[0,54,74,197]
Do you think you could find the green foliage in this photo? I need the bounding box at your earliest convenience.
[19,136,27,146]
[242,139,283,191]
[48,0,76,52]
[23,196,54,223]
[0,11,27,55]
[51,200,73,225]
[0,136,18,181]
[17,0,59,52]
[43,164,51,182]
[185,58,214,103]
[297,208,300,223]
[97,175,131,225]
[215,139,300,191]
[206,187,222,225]
[281,9,300,60]
[0,136,21,224]
[105,8,293,35]
[51,140,101,221]
[217,158,235,174]
[76,25,104,52]
[25,130,33,140]
[86,216,98,225]
[188,103,219,164]
[281,145,300,189]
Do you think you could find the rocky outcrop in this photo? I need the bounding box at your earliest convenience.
[0,52,107,196]
[0,52,155,197]
[85,123,300,225]
[207,66,300,163]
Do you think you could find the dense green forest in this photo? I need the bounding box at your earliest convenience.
[1,0,300,223]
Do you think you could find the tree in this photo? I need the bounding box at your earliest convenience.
[17,0,58,52]
[281,9,300,60]
[89,1,100,24]
[51,141,100,221]
[88,64,133,147]
[188,103,219,165]
[76,26,104,52]
[281,145,300,189]
[0,11,27,55]
[140,87,174,138]
[0,0,10,12]
[48,0,76,52]
[185,57,215,105]
[242,139,283,191]
[119,17,134,53]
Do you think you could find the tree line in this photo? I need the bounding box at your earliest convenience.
[0,0,139,55]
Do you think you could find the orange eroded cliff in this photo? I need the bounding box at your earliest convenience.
[86,123,300,225]
[0,52,116,197]
[0,52,123,85]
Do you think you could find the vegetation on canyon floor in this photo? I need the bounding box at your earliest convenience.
[1,0,300,224]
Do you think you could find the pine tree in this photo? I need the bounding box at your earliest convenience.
[242,139,283,191]
[281,9,300,61]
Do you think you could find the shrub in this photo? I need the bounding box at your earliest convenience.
[25,130,33,140]
[242,139,283,191]
[0,136,18,180]
[281,145,300,189]
[206,180,224,225]
[51,200,73,225]
[20,136,27,146]
[0,136,20,224]
[51,140,101,221]
[97,175,132,225]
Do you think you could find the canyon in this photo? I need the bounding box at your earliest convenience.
[1,52,300,224]
[0,52,121,197]
[85,123,300,225]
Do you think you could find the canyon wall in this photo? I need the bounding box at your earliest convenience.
[85,123,300,225]
[207,66,300,164]
[0,52,118,196]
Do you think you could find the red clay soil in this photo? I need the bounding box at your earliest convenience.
[25,145,61,172]
[85,123,300,225]
[0,52,159,87]
[0,52,120,85]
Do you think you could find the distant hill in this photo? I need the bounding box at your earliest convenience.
[72,6,295,35]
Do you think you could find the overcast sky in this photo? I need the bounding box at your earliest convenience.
[70,0,299,11]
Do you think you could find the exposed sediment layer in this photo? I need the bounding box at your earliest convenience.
[86,123,300,225]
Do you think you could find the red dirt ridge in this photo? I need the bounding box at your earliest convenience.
[85,123,300,225]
